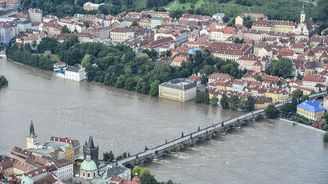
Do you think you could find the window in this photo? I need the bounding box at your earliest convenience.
[88,173,90,178]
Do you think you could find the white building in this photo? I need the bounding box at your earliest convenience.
[58,66,86,81]
[28,8,43,24]
[83,2,104,11]
[212,13,225,22]
[294,10,309,36]
[52,158,74,182]
[110,27,135,43]
[17,20,32,33]
[151,16,162,29]
[159,78,197,102]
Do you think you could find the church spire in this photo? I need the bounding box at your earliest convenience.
[87,136,95,149]
[300,3,306,23]
[29,120,36,137]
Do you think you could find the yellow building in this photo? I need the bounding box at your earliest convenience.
[290,85,313,96]
[235,16,243,26]
[254,96,273,110]
[265,88,289,103]
[272,20,295,34]
[324,96,328,111]
[65,145,75,161]
[297,100,325,121]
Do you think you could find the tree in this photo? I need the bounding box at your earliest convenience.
[292,89,303,104]
[229,96,239,110]
[281,102,296,117]
[131,20,139,27]
[132,166,142,178]
[37,37,58,53]
[115,75,126,88]
[169,9,183,19]
[138,167,160,184]
[323,132,328,143]
[317,0,328,23]
[103,151,114,162]
[244,16,254,28]
[204,90,210,105]
[210,96,218,106]
[300,95,309,102]
[266,58,293,79]
[255,75,263,82]
[149,80,159,96]
[0,75,8,88]
[61,25,70,33]
[245,96,255,112]
[195,91,204,104]
[140,168,151,179]
[124,77,136,91]
[233,38,244,44]
[265,104,279,119]
[321,112,328,131]
[220,94,229,109]
[81,54,92,68]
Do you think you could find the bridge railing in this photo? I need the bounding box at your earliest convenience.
[117,91,328,164]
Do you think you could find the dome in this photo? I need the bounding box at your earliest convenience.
[80,159,97,172]
[21,175,33,184]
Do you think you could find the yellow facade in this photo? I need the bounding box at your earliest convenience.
[272,25,294,34]
[290,86,313,95]
[297,107,324,121]
[254,102,271,110]
[213,53,241,61]
[65,145,75,161]
[265,92,289,103]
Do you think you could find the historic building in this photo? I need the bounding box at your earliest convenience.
[26,121,38,149]
[57,65,86,81]
[79,155,98,180]
[159,78,197,102]
[297,100,325,121]
[83,136,99,168]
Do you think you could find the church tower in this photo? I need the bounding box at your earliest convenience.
[26,121,38,149]
[83,136,99,168]
[300,6,306,23]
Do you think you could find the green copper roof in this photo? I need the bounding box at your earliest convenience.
[21,175,33,184]
[80,159,97,171]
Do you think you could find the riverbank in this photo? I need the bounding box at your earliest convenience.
[280,118,326,134]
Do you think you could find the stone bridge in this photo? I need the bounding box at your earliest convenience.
[109,91,328,168]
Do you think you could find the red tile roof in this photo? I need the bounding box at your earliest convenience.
[303,75,325,83]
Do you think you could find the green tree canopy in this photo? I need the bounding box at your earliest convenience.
[266,58,293,79]
[245,96,255,112]
[265,104,279,119]
[220,94,229,109]
[0,75,8,88]
[149,80,159,96]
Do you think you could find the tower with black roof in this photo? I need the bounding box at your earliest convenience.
[26,121,38,149]
[83,136,99,168]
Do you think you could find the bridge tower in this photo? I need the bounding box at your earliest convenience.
[83,136,99,168]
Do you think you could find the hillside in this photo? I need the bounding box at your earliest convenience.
[134,0,317,21]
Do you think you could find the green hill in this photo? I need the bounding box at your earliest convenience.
[134,0,318,21]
